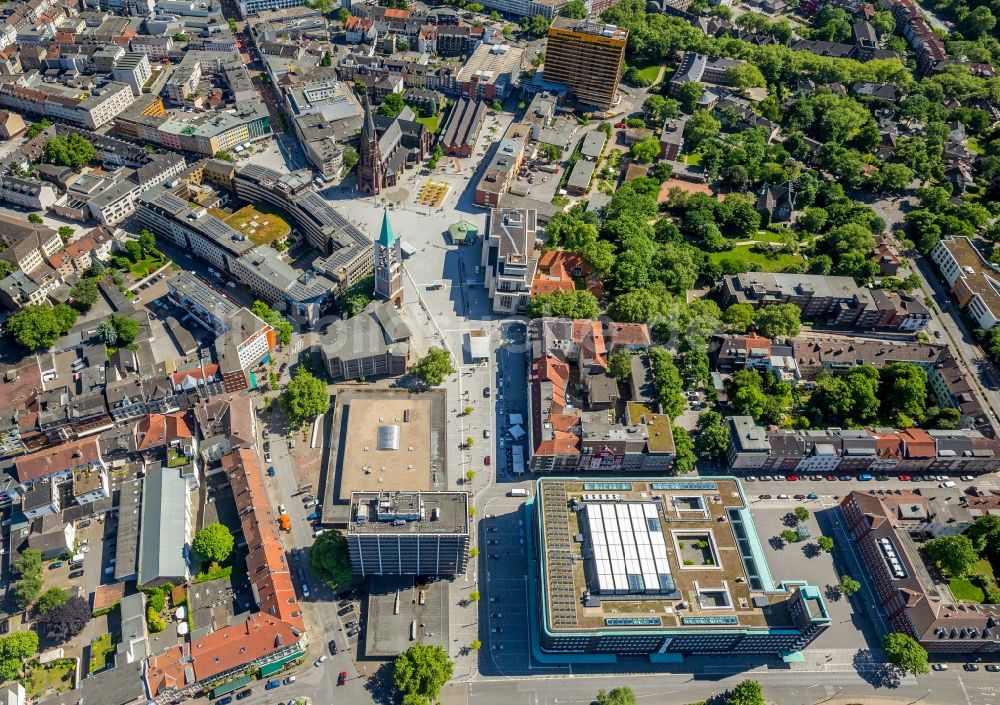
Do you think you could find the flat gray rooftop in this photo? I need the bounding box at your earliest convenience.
[363,576,449,658]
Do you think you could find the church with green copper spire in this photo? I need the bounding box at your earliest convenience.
[374,209,403,307]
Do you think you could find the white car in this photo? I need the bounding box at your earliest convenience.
[314,655,327,667]
[278,504,287,515]
[932,663,949,671]
[265,452,272,463]
[227,281,237,288]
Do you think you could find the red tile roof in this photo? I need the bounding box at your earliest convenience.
[224,449,304,631]
[137,412,194,451]
[898,428,935,458]
[15,436,101,483]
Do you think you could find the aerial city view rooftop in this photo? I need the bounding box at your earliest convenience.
[2,0,1000,704]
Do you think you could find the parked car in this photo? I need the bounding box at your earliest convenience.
[264,452,272,463]
[235,689,252,700]
[483,387,491,397]
[484,429,491,439]
[282,676,296,685]
[264,680,281,690]
[986,664,1000,671]
[899,474,911,481]
[745,476,756,482]
[263,441,270,452]
[826,475,836,481]
[267,466,276,477]
[484,456,491,466]
[278,504,286,515]
[807,493,819,500]
[858,474,873,481]
[932,663,948,671]
[964,663,980,671]
[338,671,348,686]
[347,627,360,637]
[329,640,339,655]
[787,475,799,482]
[306,512,320,521]
[315,655,327,667]
[49,562,64,570]
[0,620,8,635]
[69,570,84,579]
[215,697,233,705]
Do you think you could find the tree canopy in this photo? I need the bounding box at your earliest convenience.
[410,347,455,386]
[310,529,353,589]
[250,300,293,345]
[42,133,96,170]
[596,687,637,705]
[38,596,91,643]
[281,367,329,428]
[528,289,600,319]
[6,304,77,351]
[727,680,765,705]
[393,643,454,703]
[883,632,929,675]
[925,534,979,578]
[192,523,235,565]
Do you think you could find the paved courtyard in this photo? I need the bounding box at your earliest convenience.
[749,497,885,658]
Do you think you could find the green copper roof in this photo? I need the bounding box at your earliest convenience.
[377,210,396,247]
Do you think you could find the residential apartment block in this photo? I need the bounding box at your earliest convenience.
[726,417,1000,474]
[932,236,1000,331]
[527,318,676,472]
[543,18,627,110]
[720,272,930,331]
[0,79,135,130]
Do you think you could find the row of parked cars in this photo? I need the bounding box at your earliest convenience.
[745,474,974,483]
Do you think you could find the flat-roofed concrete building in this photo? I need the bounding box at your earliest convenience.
[932,236,1000,330]
[347,491,470,576]
[543,18,627,110]
[535,477,829,659]
[481,207,537,315]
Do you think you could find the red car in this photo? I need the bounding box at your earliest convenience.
[899,474,911,481]
[826,475,836,481]
[787,475,799,481]
[338,671,347,686]
[484,456,491,466]
[614,122,625,128]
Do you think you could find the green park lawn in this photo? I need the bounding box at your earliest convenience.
[129,254,166,277]
[708,244,805,271]
[90,634,113,673]
[26,660,75,699]
[682,152,703,166]
[416,114,441,134]
[751,229,795,244]
[950,577,985,603]
[634,63,663,85]
[967,137,984,155]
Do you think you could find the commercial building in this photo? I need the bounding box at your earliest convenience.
[111,52,152,97]
[669,52,743,96]
[527,319,675,472]
[932,236,1000,331]
[474,122,529,207]
[136,464,192,588]
[347,491,470,576]
[543,18,627,110]
[841,490,1000,653]
[455,43,525,101]
[230,246,339,325]
[534,477,829,658]
[481,207,538,315]
[167,272,276,390]
[322,388,448,525]
[230,165,373,296]
[14,436,106,488]
[319,300,412,380]
[239,0,304,17]
[726,416,1000,474]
